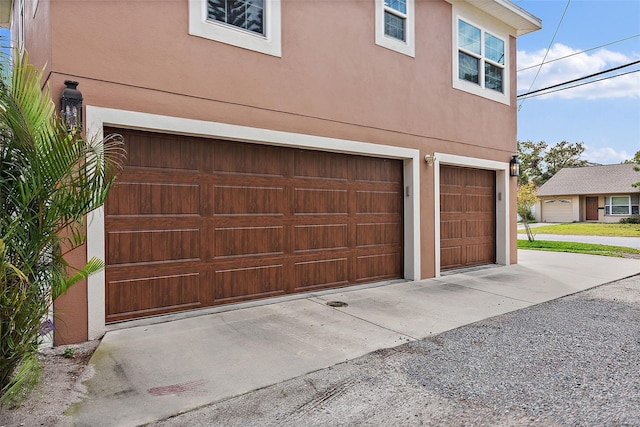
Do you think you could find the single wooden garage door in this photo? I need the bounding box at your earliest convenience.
[440,165,495,271]
[104,128,404,322]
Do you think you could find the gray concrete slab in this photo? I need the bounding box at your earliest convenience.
[71,250,640,427]
[308,280,532,339]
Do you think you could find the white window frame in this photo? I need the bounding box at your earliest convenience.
[605,195,638,216]
[452,11,510,105]
[375,0,415,57]
[188,0,281,57]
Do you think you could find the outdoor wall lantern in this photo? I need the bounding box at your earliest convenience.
[509,155,520,177]
[60,80,83,131]
[424,154,436,165]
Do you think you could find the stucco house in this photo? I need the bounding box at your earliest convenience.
[2,0,540,344]
[536,164,640,223]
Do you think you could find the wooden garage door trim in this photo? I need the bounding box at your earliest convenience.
[440,165,496,271]
[104,128,404,322]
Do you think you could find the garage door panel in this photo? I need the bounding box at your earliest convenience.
[214,141,287,177]
[466,194,494,213]
[214,185,286,215]
[356,252,402,282]
[106,273,201,322]
[465,219,494,238]
[294,258,350,290]
[294,188,348,214]
[464,172,494,187]
[440,166,463,186]
[440,220,462,239]
[107,229,200,265]
[294,224,349,252]
[107,182,200,216]
[441,247,462,270]
[214,264,285,301]
[355,156,403,183]
[214,226,284,257]
[356,190,401,214]
[356,222,401,246]
[125,134,200,171]
[466,243,495,264]
[441,193,463,213]
[105,128,403,321]
[294,150,349,180]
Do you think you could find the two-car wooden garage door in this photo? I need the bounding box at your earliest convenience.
[104,129,404,322]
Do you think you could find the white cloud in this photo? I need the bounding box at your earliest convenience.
[517,44,640,100]
[583,146,632,164]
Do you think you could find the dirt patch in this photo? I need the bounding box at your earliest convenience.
[0,340,99,427]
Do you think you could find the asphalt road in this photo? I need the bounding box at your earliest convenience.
[151,274,640,427]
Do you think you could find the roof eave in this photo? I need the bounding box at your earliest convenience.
[453,0,542,36]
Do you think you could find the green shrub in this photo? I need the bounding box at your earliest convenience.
[0,54,124,407]
[619,216,640,224]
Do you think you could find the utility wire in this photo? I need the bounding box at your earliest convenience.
[517,59,640,98]
[517,68,640,100]
[518,34,640,72]
[518,0,571,111]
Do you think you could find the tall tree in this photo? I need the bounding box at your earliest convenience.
[517,140,588,186]
[0,55,124,406]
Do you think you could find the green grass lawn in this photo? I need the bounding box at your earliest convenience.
[517,222,640,237]
[518,239,640,258]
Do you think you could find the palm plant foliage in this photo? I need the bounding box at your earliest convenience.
[0,54,125,406]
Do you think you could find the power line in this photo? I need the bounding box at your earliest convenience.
[517,68,640,100]
[516,59,640,98]
[518,34,640,72]
[518,0,572,111]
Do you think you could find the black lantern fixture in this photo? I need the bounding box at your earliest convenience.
[509,155,520,177]
[60,80,83,131]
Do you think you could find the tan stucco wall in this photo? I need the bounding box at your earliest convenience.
[23,0,521,343]
[12,0,51,82]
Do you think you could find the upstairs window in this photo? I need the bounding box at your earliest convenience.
[458,19,504,93]
[207,0,265,35]
[189,0,281,57]
[452,11,509,105]
[375,0,415,57]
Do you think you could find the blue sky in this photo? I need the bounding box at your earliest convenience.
[515,0,640,164]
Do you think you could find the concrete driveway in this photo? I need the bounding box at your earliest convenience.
[70,251,640,427]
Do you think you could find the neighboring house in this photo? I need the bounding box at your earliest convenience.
[536,164,640,223]
[1,0,540,344]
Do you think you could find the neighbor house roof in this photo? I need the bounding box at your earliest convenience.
[538,164,640,196]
